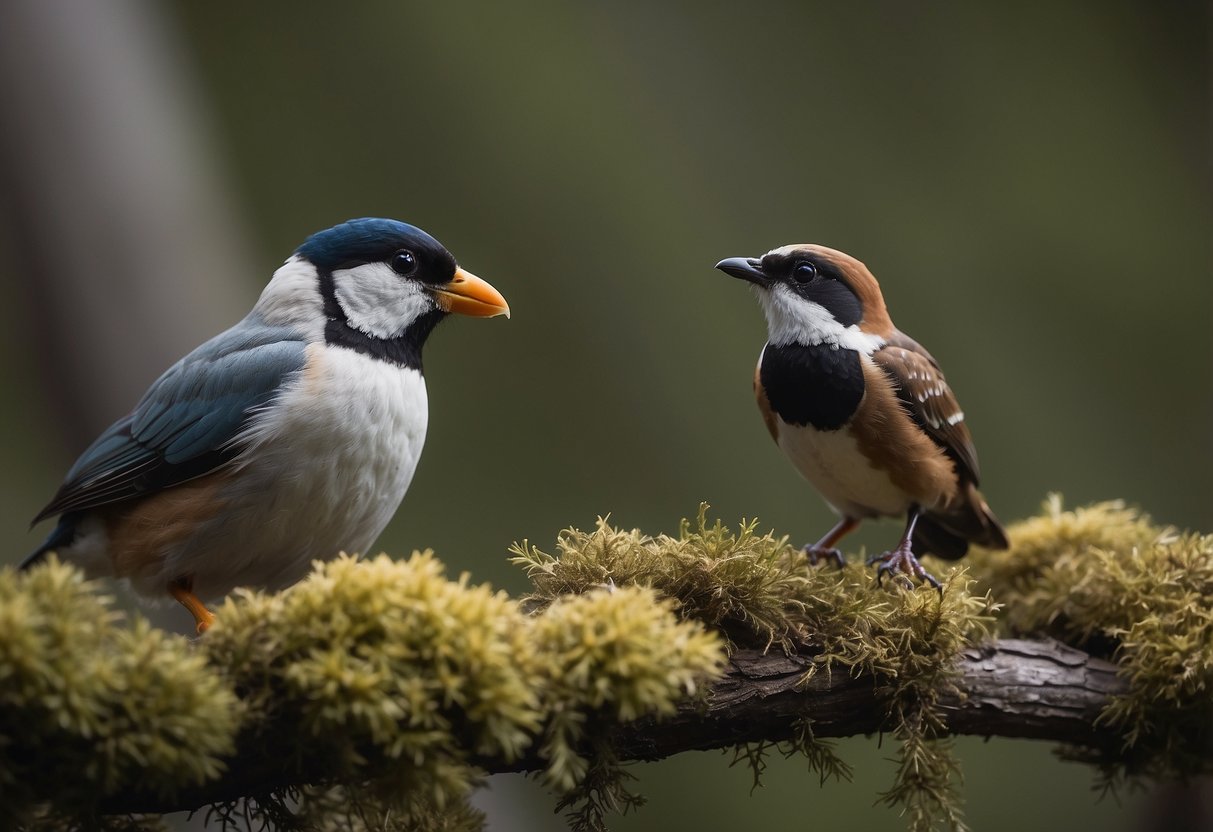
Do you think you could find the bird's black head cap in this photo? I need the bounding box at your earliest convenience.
[297,217,457,285]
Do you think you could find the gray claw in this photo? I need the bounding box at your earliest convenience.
[804,544,846,569]
[870,543,942,592]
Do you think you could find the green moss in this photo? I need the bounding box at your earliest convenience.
[4,548,727,831]
[202,551,544,816]
[970,495,1213,783]
[533,586,724,771]
[198,552,724,831]
[512,509,817,650]
[968,494,1163,637]
[4,497,1209,832]
[513,506,995,660]
[529,586,725,830]
[0,559,238,830]
[515,506,995,831]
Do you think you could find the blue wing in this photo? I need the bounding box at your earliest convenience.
[33,319,308,524]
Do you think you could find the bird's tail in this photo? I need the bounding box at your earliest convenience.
[20,518,76,571]
[913,482,1009,561]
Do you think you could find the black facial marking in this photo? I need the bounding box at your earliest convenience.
[298,219,464,372]
[317,268,444,372]
[761,342,865,430]
[802,277,863,327]
[759,252,864,327]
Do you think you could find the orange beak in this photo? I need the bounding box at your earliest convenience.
[431,268,510,318]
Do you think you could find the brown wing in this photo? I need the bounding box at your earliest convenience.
[871,331,981,484]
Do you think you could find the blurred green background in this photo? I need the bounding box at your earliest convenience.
[1,2,1208,830]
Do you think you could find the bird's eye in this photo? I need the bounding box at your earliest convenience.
[793,262,817,283]
[390,250,418,276]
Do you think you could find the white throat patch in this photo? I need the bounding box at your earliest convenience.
[332,262,434,340]
[755,283,884,354]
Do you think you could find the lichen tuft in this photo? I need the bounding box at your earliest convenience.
[5,495,1209,832]
[970,495,1213,783]
[0,558,238,830]
[514,505,995,831]
[202,551,544,816]
[531,585,725,799]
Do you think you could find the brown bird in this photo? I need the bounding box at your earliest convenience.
[715,244,1008,587]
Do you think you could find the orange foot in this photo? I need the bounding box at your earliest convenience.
[168,577,216,634]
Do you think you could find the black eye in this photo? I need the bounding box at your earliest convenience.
[390,250,417,276]
[792,261,817,283]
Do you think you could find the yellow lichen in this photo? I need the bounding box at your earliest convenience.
[3,497,1209,832]
[0,559,238,830]
[202,551,544,815]
[970,495,1213,783]
[534,586,725,729]
[514,505,996,832]
[529,585,725,829]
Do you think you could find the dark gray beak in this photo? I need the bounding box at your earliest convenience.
[715,257,770,286]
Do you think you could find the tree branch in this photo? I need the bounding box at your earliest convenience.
[611,637,1125,762]
[99,638,1124,816]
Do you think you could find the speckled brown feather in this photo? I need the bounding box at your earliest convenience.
[849,357,959,510]
[866,331,1007,553]
[873,330,980,483]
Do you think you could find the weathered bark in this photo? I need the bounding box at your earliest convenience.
[97,638,1125,816]
[612,637,1124,762]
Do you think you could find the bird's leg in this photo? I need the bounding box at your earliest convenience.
[867,507,942,591]
[804,516,858,568]
[168,576,215,634]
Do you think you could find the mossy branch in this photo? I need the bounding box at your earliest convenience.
[87,637,1122,818]
[85,640,1120,819]
[3,497,1209,832]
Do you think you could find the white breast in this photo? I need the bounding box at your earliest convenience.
[775,417,911,519]
[164,344,429,598]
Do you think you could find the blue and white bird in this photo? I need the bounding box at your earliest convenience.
[24,218,510,632]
